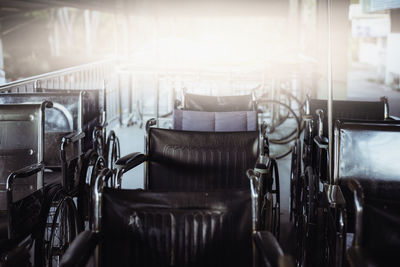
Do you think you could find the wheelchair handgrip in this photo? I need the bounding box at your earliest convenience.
[60,231,99,267]
[115,152,147,173]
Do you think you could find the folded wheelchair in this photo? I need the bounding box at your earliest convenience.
[0,102,76,266]
[0,89,119,265]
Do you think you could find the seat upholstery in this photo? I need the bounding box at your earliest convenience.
[0,212,8,239]
[184,93,255,112]
[102,188,252,267]
[346,180,400,267]
[173,109,257,132]
[147,128,258,191]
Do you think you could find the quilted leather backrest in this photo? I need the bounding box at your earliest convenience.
[147,128,258,191]
[102,188,252,267]
[173,109,257,132]
[184,93,255,112]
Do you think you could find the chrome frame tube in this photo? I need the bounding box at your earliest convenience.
[247,169,260,231]
[144,118,157,189]
[347,179,364,247]
[316,109,324,137]
[78,91,86,155]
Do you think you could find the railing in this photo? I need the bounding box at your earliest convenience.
[0,58,123,126]
[0,58,318,131]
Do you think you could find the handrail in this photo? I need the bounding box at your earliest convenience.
[0,58,116,92]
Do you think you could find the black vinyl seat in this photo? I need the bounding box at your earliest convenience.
[346,179,400,267]
[61,169,291,267]
[100,188,252,267]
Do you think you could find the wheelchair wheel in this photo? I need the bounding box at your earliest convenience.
[44,192,80,267]
[257,99,301,159]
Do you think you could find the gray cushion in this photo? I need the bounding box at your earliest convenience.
[173,109,257,132]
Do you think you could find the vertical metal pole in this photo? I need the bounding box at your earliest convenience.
[128,74,133,116]
[327,0,334,185]
[118,73,123,125]
[156,74,160,127]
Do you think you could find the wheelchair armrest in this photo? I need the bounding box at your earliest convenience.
[60,231,99,267]
[62,131,86,144]
[6,163,44,191]
[115,152,147,174]
[253,231,287,267]
[347,179,365,247]
[313,135,328,149]
[389,115,400,121]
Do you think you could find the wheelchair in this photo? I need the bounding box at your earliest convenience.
[60,169,293,267]
[35,88,121,171]
[59,118,292,267]
[299,120,400,267]
[172,93,280,236]
[346,179,400,267]
[290,97,393,266]
[333,121,400,267]
[290,97,389,224]
[0,91,110,265]
[177,92,301,159]
[0,102,74,266]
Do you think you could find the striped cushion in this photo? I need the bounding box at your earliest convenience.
[173,109,257,132]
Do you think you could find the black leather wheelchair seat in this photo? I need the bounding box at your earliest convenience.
[101,188,252,267]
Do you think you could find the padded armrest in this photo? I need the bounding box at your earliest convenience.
[314,135,328,149]
[115,152,147,173]
[253,231,284,267]
[389,115,400,121]
[60,231,99,267]
[6,163,44,191]
[62,131,86,144]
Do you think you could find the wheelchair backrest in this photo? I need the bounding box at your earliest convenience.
[101,188,251,267]
[38,88,103,152]
[0,103,46,211]
[173,109,257,131]
[184,93,255,112]
[0,92,87,167]
[333,121,400,184]
[309,99,385,138]
[147,128,258,191]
